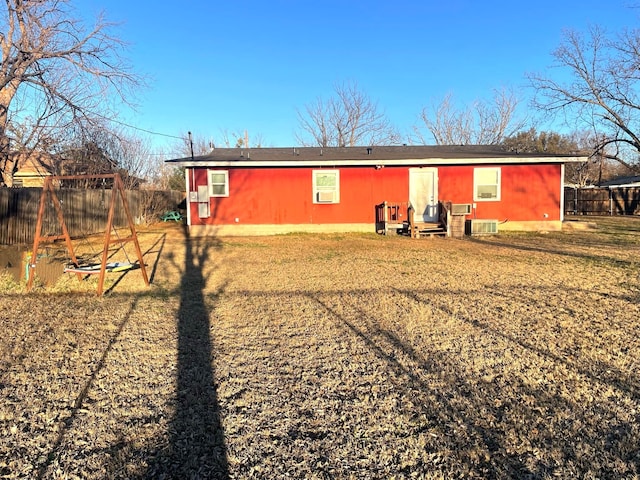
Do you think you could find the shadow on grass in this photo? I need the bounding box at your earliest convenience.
[33,228,230,478]
[143,228,229,479]
[102,232,168,295]
[393,285,640,401]
[306,292,518,478]
[304,288,639,478]
[142,232,167,284]
[35,295,142,480]
[467,230,640,269]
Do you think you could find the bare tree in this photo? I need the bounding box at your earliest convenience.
[0,0,140,186]
[178,129,268,156]
[295,81,401,147]
[529,25,640,172]
[415,89,524,145]
[105,130,155,190]
[218,129,266,148]
[150,162,185,191]
[179,132,213,158]
[142,143,185,191]
[219,129,243,148]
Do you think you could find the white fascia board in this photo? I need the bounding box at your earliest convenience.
[607,183,640,188]
[172,156,589,168]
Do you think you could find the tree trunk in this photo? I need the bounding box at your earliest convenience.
[0,83,19,187]
[0,109,13,187]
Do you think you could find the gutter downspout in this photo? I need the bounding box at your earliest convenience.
[185,169,191,228]
[560,163,565,222]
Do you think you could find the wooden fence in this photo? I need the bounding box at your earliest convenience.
[0,188,184,245]
[564,186,640,216]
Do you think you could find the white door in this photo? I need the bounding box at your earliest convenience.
[409,168,438,223]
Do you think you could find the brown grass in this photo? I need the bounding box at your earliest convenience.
[1,217,639,479]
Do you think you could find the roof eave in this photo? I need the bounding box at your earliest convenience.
[167,156,589,168]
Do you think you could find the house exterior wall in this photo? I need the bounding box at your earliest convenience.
[189,166,409,226]
[438,163,562,222]
[185,163,563,235]
[12,175,46,188]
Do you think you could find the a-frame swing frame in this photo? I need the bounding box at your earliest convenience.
[27,173,150,295]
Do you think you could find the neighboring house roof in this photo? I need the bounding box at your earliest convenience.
[18,152,53,176]
[166,145,588,168]
[598,175,640,188]
[13,151,56,178]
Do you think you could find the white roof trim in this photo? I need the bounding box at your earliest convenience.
[606,183,640,188]
[173,156,588,168]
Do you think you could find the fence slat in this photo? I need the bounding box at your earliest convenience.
[0,188,184,245]
[564,186,640,216]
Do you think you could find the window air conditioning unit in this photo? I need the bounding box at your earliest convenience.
[466,219,498,235]
[451,203,472,215]
[317,191,335,203]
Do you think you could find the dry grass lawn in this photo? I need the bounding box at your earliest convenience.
[1,217,639,479]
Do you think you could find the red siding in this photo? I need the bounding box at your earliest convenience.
[187,163,562,225]
[438,164,562,221]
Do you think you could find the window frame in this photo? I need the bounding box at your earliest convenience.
[473,167,501,201]
[208,170,229,197]
[312,169,340,204]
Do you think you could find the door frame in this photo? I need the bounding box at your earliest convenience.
[409,167,439,223]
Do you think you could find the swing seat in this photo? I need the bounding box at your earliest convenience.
[64,262,135,274]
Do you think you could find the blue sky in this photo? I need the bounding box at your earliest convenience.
[80,0,636,156]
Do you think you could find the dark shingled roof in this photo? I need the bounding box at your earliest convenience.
[598,175,640,187]
[166,145,583,164]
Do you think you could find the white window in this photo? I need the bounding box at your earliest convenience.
[474,167,501,201]
[208,170,229,197]
[313,170,340,204]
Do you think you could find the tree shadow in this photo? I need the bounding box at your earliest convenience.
[103,230,168,294]
[27,227,230,479]
[143,229,229,479]
[467,236,636,269]
[35,294,142,479]
[141,232,167,284]
[305,291,517,478]
[394,285,640,401]
[303,287,639,478]
[612,188,640,215]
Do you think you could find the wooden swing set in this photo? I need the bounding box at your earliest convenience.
[26,174,149,295]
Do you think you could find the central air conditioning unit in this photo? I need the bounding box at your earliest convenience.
[466,219,498,235]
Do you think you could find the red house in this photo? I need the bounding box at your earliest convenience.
[165,145,586,236]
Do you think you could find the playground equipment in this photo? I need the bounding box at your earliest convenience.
[26,174,149,295]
